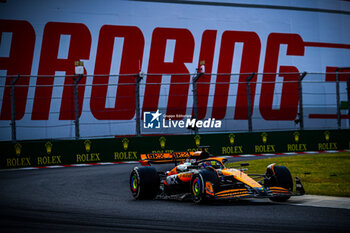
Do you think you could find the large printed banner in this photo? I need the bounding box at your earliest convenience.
[1,130,349,169]
[1,0,350,140]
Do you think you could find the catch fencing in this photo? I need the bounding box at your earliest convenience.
[1,71,350,142]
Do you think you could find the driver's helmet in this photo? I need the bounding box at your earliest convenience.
[202,161,213,168]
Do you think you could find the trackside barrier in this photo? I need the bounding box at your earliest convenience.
[335,67,350,129]
[2,71,350,142]
[1,129,349,169]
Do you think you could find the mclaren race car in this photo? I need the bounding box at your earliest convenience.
[130,150,305,203]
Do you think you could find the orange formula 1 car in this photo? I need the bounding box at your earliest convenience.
[130,150,305,203]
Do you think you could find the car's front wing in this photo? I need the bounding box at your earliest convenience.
[212,186,303,200]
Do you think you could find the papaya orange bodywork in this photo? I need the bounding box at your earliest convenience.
[203,157,262,189]
[177,172,193,182]
[221,168,262,188]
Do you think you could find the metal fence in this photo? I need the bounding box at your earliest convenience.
[0,71,350,142]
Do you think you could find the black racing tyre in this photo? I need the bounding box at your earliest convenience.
[191,169,219,204]
[265,165,293,202]
[130,166,160,200]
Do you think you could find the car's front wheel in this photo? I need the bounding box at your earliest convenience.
[191,169,219,204]
[264,164,293,202]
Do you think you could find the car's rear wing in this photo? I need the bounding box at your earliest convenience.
[139,151,201,166]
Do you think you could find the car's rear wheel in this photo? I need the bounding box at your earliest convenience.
[130,167,160,200]
[265,164,293,202]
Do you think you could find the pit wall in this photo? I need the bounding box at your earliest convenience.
[1,130,350,169]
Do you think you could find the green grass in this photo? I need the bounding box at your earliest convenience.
[225,152,350,197]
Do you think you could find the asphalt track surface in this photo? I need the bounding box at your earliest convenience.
[1,160,350,233]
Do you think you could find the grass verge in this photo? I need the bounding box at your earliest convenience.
[226,152,350,197]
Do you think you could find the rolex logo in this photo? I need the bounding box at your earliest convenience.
[293,131,300,143]
[194,135,201,147]
[261,132,268,144]
[324,131,330,141]
[122,138,129,150]
[159,136,166,149]
[228,133,235,145]
[14,143,22,156]
[84,140,92,152]
[45,141,53,154]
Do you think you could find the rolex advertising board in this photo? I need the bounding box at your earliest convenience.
[1,130,349,169]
